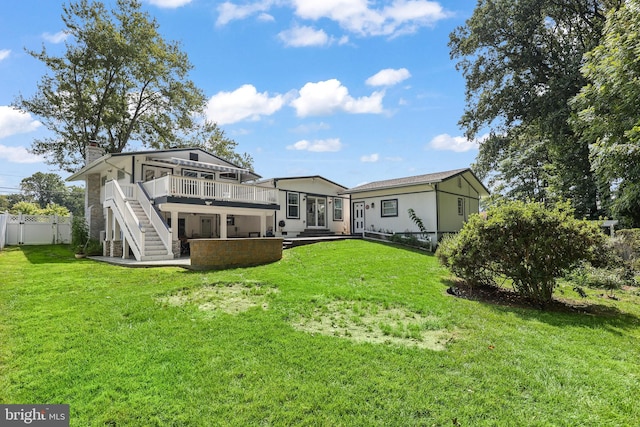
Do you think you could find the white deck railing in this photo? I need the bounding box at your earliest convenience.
[104,181,174,260]
[142,175,278,204]
[104,180,143,260]
[136,183,173,256]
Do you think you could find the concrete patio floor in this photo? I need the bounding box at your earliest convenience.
[89,235,361,268]
[88,255,191,268]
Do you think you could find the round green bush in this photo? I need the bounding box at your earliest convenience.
[436,201,606,305]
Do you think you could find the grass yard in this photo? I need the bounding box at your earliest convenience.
[0,240,639,426]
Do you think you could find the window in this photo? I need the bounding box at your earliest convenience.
[287,192,300,218]
[182,169,213,180]
[381,199,398,217]
[333,198,343,221]
[189,152,199,161]
[142,165,172,181]
[458,198,464,216]
[219,172,238,181]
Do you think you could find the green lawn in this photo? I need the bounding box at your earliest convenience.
[1,241,639,426]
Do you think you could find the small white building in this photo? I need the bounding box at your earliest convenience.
[342,168,489,244]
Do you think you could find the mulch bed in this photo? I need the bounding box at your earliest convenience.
[445,280,619,315]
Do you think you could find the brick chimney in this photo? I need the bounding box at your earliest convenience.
[84,142,105,240]
[85,141,104,164]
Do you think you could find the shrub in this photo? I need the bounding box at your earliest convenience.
[436,232,494,288]
[71,215,90,252]
[613,229,640,271]
[569,262,635,296]
[436,201,606,306]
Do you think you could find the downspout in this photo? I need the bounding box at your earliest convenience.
[273,179,278,236]
[435,183,440,243]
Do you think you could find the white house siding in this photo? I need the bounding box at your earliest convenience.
[259,177,350,237]
[437,173,481,234]
[349,184,438,236]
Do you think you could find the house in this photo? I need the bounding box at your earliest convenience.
[67,145,282,261]
[67,143,487,261]
[256,176,350,237]
[342,168,489,244]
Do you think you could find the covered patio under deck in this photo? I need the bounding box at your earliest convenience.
[158,202,277,255]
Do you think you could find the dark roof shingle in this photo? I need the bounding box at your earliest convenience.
[343,168,482,193]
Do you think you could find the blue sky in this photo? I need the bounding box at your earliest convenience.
[0,0,483,194]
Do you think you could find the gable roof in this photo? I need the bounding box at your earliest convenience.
[343,168,489,196]
[67,147,260,182]
[258,175,347,190]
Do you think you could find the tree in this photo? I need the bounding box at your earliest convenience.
[20,172,67,207]
[449,0,620,218]
[13,0,234,173]
[0,194,24,212]
[177,119,254,171]
[436,201,605,306]
[571,0,640,226]
[10,201,42,215]
[62,186,85,217]
[474,126,554,208]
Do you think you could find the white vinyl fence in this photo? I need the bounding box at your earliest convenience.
[0,213,72,248]
[0,213,7,250]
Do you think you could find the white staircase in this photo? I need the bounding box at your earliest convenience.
[104,180,174,261]
[128,201,171,260]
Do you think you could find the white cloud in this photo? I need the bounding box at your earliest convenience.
[360,153,379,162]
[216,0,276,26]
[0,106,42,139]
[366,68,411,86]
[290,79,384,117]
[287,138,342,152]
[0,144,44,164]
[278,25,331,47]
[0,49,10,61]
[148,0,192,8]
[257,13,275,22]
[205,84,285,125]
[428,133,488,153]
[217,0,450,37]
[291,0,449,36]
[42,31,68,44]
[290,122,331,133]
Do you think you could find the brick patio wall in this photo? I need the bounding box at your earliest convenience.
[189,238,283,270]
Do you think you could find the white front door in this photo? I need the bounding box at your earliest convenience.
[353,202,365,234]
[306,196,326,228]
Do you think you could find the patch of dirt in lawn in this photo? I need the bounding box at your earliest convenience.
[160,283,278,315]
[293,300,454,351]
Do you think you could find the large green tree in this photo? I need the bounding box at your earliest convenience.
[450,0,621,218]
[20,172,67,207]
[572,0,640,226]
[19,172,84,216]
[14,0,251,173]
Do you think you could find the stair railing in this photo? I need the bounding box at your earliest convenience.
[104,180,143,260]
[136,182,173,257]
